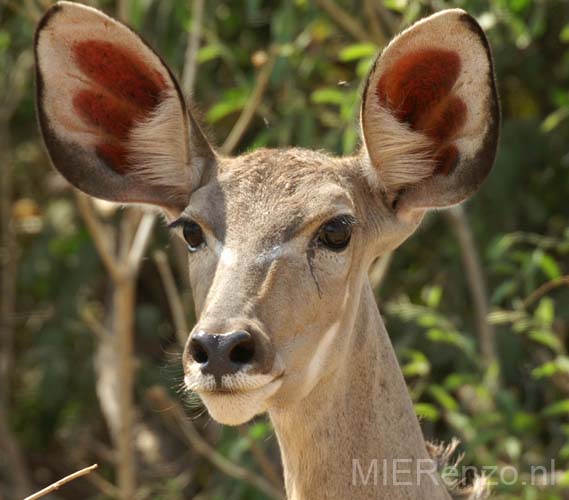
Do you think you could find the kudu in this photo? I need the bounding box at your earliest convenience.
[35,3,499,499]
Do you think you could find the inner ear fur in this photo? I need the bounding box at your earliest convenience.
[35,1,213,209]
[360,9,500,219]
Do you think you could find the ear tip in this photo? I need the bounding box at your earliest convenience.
[34,3,62,44]
[35,1,99,45]
[35,0,111,37]
[419,9,486,34]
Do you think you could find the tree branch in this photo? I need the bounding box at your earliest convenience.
[315,0,381,45]
[113,279,136,500]
[221,47,278,155]
[445,206,497,369]
[523,275,569,309]
[126,212,156,277]
[363,0,388,46]
[154,250,190,348]
[23,464,98,500]
[74,192,122,283]
[181,0,205,96]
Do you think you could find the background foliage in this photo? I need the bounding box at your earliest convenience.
[1,0,568,499]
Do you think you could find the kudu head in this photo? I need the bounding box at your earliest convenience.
[35,2,499,425]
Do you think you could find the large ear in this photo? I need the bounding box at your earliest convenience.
[35,1,213,211]
[360,9,499,221]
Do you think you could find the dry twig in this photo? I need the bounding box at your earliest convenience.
[23,464,98,500]
[523,275,569,309]
[127,212,156,276]
[221,48,278,155]
[445,206,497,369]
[154,250,190,347]
[315,0,381,45]
[74,192,122,282]
[182,0,205,95]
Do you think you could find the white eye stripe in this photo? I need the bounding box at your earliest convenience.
[255,243,297,265]
[220,248,237,265]
[212,241,298,267]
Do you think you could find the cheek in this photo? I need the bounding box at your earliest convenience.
[269,250,353,347]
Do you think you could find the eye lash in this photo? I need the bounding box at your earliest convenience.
[167,217,190,230]
[333,214,358,227]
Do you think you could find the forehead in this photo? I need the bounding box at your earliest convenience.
[187,148,354,241]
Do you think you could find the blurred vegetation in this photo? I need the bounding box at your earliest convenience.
[1,0,569,499]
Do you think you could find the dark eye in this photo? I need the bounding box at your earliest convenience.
[182,221,205,252]
[317,216,355,251]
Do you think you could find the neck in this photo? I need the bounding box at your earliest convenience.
[269,281,451,500]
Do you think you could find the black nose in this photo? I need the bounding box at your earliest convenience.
[189,330,256,379]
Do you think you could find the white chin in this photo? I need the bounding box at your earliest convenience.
[198,381,282,426]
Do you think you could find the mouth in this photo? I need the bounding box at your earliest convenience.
[184,369,285,395]
[204,372,285,395]
[185,371,285,425]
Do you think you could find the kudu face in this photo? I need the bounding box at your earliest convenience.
[178,150,415,424]
[35,3,499,425]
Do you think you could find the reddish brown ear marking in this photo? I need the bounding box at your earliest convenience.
[376,48,467,175]
[433,144,459,176]
[73,89,134,140]
[73,40,166,109]
[71,40,168,174]
[96,144,130,174]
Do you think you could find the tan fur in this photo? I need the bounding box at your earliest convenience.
[129,88,194,200]
[35,5,500,499]
[361,104,434,191]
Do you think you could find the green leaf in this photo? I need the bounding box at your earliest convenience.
[356,58,375,78]
[512,411,538,432]
[422,285,442,308]
[248,421,271,440]
[443,373,477,391]
[534,297,554,326]
[539,253,561,279]
[311,88,346,106]
[342,127,358,155]
[0,31,10,53]
[542,106,569,132]
[198,44,224,63]
[206,88,249,123]
[414,403,440,422]
[429,385,459,412]
[427,328,475,357]
[417,313,439,328]
[560,471,569,487]
[560,442,569,460]
[527,330,562,353]
[383,0,408,13]
[560,24,569,42]
[338,43,377,62]
[446,411,474,439]
[488,234,516,261]
[490,280,518,304]
[402,350,430,378]
[543,399,569,417]
[532,356,569,379]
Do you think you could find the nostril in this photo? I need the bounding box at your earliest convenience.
[229,337,255,365]
[190,339,208,364]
